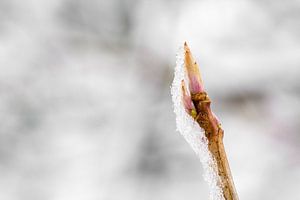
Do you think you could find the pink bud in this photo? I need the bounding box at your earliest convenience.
[181,80,197,118]
[184,42,204,94]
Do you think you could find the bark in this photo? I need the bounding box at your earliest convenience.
[191,92,239,200]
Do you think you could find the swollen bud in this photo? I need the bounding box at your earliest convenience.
[184,42,204,94]
[181,80,197,118]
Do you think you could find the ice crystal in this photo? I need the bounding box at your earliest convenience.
[171,46,225,200]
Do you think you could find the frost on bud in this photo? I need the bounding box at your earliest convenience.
[184,42,204,94]
[181,80,197,118]
[172,42,238,200]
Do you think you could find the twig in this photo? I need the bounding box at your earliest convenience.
[177,42,239,200]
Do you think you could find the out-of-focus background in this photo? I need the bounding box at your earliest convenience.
[1,0,300,199]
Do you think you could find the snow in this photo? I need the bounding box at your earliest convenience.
[1,1,300,200]
[171,46,224,200]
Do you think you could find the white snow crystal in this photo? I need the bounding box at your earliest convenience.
[171,46,225,200]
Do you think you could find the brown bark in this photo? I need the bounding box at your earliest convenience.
[191,92,239,200]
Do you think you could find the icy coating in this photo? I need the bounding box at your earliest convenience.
[171,46,225,200]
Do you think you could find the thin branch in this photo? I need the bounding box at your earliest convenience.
[172,42,239,200]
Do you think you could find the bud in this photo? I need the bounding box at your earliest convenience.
[181,80,197,118]
[184,42,204,94]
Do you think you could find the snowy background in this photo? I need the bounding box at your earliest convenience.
[1,0,300,199]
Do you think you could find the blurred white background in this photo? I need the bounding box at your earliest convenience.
[0,0,300,199]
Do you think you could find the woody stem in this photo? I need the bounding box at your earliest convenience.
[191,92,239,200]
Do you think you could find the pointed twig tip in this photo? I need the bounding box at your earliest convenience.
[184,42,190,52]
[182,42,204,93]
